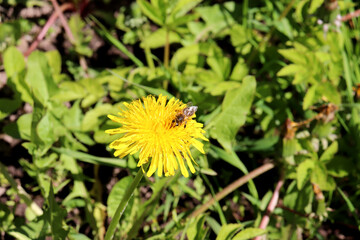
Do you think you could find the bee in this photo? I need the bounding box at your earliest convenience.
[172,103,198,128]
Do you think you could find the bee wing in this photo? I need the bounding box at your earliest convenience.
[184,106,198,116]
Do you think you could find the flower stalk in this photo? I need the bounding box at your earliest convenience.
[104,166,146,240]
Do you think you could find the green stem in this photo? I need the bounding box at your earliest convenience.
[141,25,155,70]
[104,168,145,240]
[164,28,170,69]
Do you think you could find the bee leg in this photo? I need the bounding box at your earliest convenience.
[184,121,187,128]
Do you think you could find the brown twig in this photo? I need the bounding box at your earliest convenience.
[24,3,74,57]
[50,0,89,77]
[50,0,75,43]
[341,9,360,22]
[190,162,275,218]
[254,178,284,240]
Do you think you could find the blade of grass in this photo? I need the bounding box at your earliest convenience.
[52,147,126,167]
[107,69,174,98]
[337,187,360,230]
[201,173,227,225]
[88,15,144,67]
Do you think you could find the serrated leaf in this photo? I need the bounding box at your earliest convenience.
[303,84,317,110]
[319,141,338,162]
[277,64,305,77]
[278,49,307,65]
[137,0,164,25]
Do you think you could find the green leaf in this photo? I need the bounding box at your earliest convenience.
[168,14,199,29]
[279,49,307,65]
[137,0,165,25]
[0,98,21,120]
[209,76,256,151]
[82,104,115,132]
[284,180,313,214]
[37,112,56,144]
[319,141,338,162]
[311,162,336,191]
[45,184,69,239]
[3,46,26,77]
[206,216,221,235]
[186,215,207,240]
[318,82,341,105]
[63,100,82,131]
[297,159,314,190]
[45,50,62,76]
[79,78,106,108]
[107,176,134,218]
[282,138,297,157]
[207,56,231,80]
[26,51,58,105]
[205,81,242,96]
[13,113,32,140]
[52,81,87,102]
[303,84,317,110]
[233,228,267,240]
[216,223,242,240]
[171,0,202,18]
[230,25,247,48]
[196,3,236,35]
[309,0,324,14]
[3,46,32,103]
[229,58,248,81]
[277,64,306,77]
[171,43,212,67]
[140,28,181,49]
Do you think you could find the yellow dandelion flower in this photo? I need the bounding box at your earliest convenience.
[105,94,208,177]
